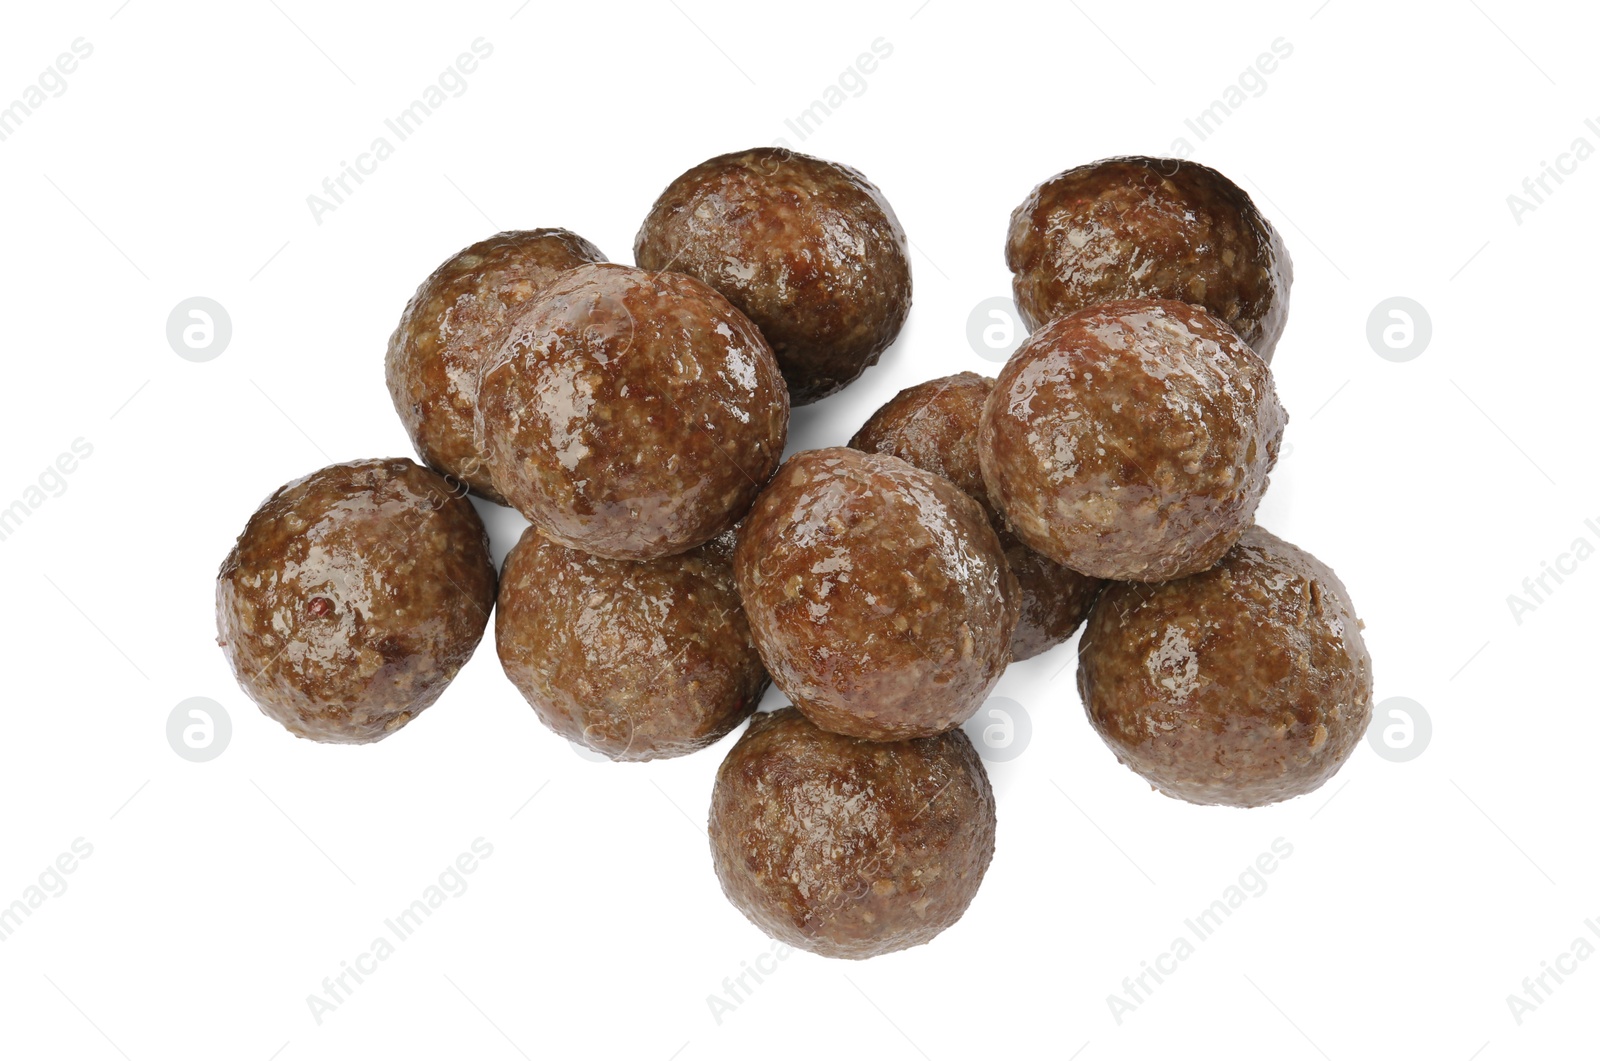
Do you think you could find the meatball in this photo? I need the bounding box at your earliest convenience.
[215,458,496,744]
[979,298,1285,582]
[634,148,912,404]
[495,526,766,761]
[709,707,996,959]
[849,372,1103,660]
[734,448,1018,741]
[386,229,606,502]
[1078,527,1373,808]
[1007,156,1292,360]
[478,263,788,560]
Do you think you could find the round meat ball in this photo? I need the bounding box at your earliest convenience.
[478,262,788,560]
[1007,156,1292,360]
[1078,526,1373,808]
[386,229,606,502]
[979,297,1286,582]
[216,458,497,744]
[495,526,766,761]
[709,707,996,959]
[849,372,1103,660]
[734,447,1018,741]
[634,147,912,404]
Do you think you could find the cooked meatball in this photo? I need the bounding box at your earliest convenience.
[979,298,1285,582]
[734,448,1018,741]
[495,526,765,761]
[1078,526,1373,808]
[478,263,788,560]
[1007,156,1292,359]
[634,148,912,403]
[386,229,606,502]
[850,372,1103,660]
[215,458,496,744]
[709,707,996,959]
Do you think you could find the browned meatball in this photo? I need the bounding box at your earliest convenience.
[709,707,996,959]
[734,448,1018,741]
[495,526,765,761]
[1078,527,1373,807]
[850,372,1103,660]
[1007,156,1292,359]
[215,459,496,744]
[634,148,912,404]
[478,263,788,560]
[386,229,606,502]
[979,298,1285,582]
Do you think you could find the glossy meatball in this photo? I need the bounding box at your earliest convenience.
[1007,156,1292,359]
[495,527,766,761]
[850,372,1103,660]
[386,229,606,502]
[478,263,788,560]
[734,448,1018,741]
[979,298,1285,582]
[709,707,996,959]
[215,459,496,744]
[1078,527,1373,807]
[634,148,912,403]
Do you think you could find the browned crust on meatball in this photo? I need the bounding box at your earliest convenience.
[1006,156,1292,359]
[385,229,607,502]
[734,448,1018,741]
[478,262,789,560]
[979,298,1286,582]
[495,526,767,761]
[709,707,996,959]
[634,147,912,404]
[1077,526,1373,807]
[215,458,497,744]
[849,372,1103,660]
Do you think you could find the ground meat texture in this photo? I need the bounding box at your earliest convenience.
[979,298,1285,582]
[478,262,788,560]
[1077,526,1372,808]
[386,229,606,503]
[1006,156,1292,360]
[495,526,766,761]
[734,448,1018,741]
[850,372,1103,660]
[215,458,496,744]
[708,708,996,959]
[633,148,912,404]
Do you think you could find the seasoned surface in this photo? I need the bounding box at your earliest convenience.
[709,708,996,959]
[215,458,496,744]
[478,262,788,560]
[979,298,1285,582]
[386,229,606,502]
[734,448,1017,741]
[849,372,1102,660]
[634,147,911,404]
[1078,526,1373,807]
[495,526,765,761]
[1006,156,1292,359]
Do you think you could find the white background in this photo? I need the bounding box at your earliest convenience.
[0,1,1594,1058]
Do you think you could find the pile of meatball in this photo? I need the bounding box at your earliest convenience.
[216,150,1373,960]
